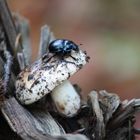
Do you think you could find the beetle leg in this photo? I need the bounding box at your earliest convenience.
[51,54,77,69]
[42,53,56,63]
[60,58,76,66]
[61,56,83,69]
[70,55,77,61]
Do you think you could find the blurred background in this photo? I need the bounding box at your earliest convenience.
[8,0,140,137]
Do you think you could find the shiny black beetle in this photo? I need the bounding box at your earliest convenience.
[48,39,79,56]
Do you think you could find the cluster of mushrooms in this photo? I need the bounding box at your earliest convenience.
[15,40,90,117]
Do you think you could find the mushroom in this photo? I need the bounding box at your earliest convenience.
[15,40,89,117]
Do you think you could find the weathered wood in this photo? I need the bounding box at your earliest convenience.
[107,99,140,130]
[88,91,105,140]
[0,24,15,96]
[38,25,55,58]
[0,112,21,140]
[3,46,12,94]
[1,97,88,140]
[86,90,140,140]
[13,13,31,66]
[0,0,17,52]
[0,0,23,74]
[99,90,120,124]
[1,97,60,140]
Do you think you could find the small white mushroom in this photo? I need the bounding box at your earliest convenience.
[15,49,89,117]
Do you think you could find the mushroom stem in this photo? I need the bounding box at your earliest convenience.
[51,80,80,117]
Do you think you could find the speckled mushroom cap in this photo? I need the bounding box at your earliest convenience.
[15,50,89,105]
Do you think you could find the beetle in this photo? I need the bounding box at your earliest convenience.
[42,39,80,64]
[49,39,79,56]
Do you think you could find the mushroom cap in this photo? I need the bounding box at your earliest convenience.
[15,50,89,105]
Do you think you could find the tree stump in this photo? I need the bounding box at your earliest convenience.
[0,1,140,140]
